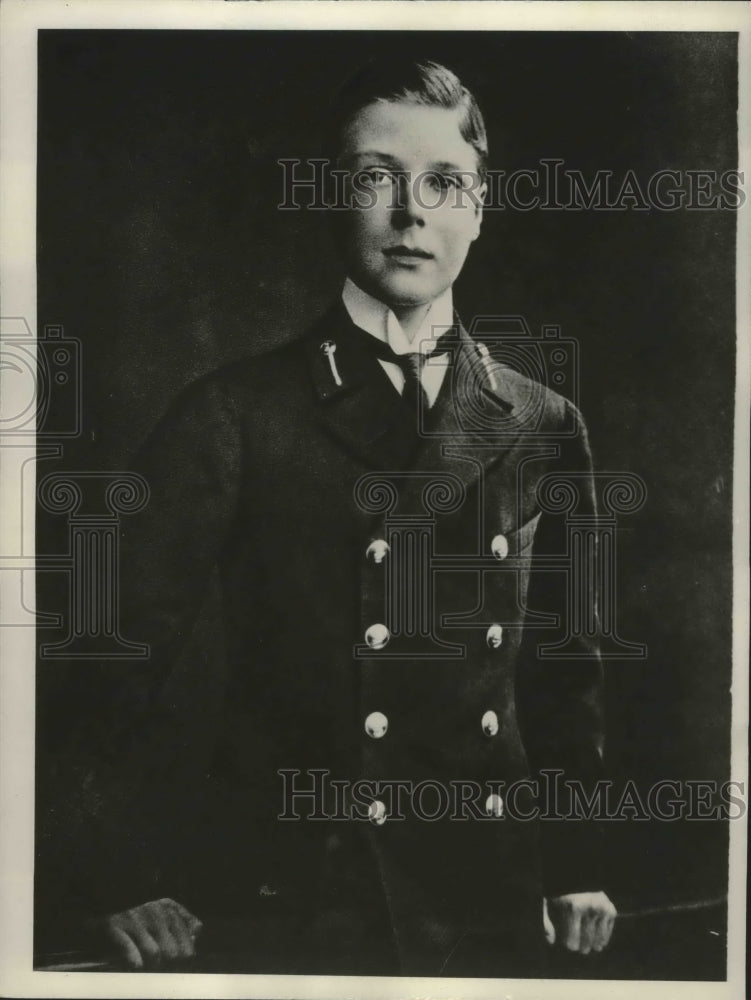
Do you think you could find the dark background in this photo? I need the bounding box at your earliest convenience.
[36,30,737,976]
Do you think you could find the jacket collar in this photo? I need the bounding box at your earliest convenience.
[303,300,527,506]
[341,277,455,357]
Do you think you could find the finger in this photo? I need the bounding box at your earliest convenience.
[125,921,162,968]
[579,909,597,955]
[169,900,204,938]
[106,925,143,970]
[166,899,204,954]
[163,903,196,958]
[603,907,617,947]
[561,905,582,952]
[592,909,610,951]
[143,902,180,961]
[542,899,556,945]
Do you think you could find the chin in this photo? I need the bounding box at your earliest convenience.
[375,277,442,310]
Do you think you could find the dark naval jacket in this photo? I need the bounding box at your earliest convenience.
[48,300,606,976]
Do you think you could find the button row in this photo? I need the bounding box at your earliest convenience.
[366,793,504,825]
[364,709,499,739]
[367,535,509,563]
[365,623,503,650]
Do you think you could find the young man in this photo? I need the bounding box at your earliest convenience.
[52,59,616,976]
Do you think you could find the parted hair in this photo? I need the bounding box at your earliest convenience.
[326,58,488,179]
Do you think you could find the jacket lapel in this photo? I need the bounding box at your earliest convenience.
[304,303,528,493]
[399,321,527,517]
[304,300,423,470]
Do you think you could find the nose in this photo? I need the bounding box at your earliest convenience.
[392,172,426,228]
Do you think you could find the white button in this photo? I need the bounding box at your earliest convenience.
[365,623,390,649]
[486,624,503,648]
[366,539,390,564]
[368,800,387,825]
[491,534,509,560]
[481,710,499,737]
[486,793,504,817]
[365,711,388,739]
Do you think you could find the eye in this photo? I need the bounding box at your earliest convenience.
[358,167,396,188]
[425,172,461,191]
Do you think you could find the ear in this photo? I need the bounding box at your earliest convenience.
[470,181,487,241]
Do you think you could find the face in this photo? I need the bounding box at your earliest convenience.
[335,101,485,311]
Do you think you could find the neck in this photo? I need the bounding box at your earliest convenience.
[390,301,433,342]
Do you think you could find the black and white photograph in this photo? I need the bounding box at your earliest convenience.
[0,1,748,997]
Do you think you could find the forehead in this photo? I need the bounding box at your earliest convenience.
[340,100,479,171]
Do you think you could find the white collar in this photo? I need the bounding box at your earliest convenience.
[342,278,454,356]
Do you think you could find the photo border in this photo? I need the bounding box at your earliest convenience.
[1,2,748,998]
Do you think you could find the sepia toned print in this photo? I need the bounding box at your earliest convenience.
[0,5,745,997]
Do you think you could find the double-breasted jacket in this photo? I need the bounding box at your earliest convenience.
[50,300,606,975]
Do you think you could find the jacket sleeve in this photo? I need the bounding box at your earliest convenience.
[36,374,245,923]
[103,374,244,738]
[515,399,607,898]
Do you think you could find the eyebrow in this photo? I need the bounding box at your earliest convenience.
[429,160,470,174]
[345,151,403,166]
[346,151,472,173]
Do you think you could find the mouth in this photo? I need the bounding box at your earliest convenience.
[383,246,434,261]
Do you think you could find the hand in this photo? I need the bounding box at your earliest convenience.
[544,891,617,955]
[100,897,203,969]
